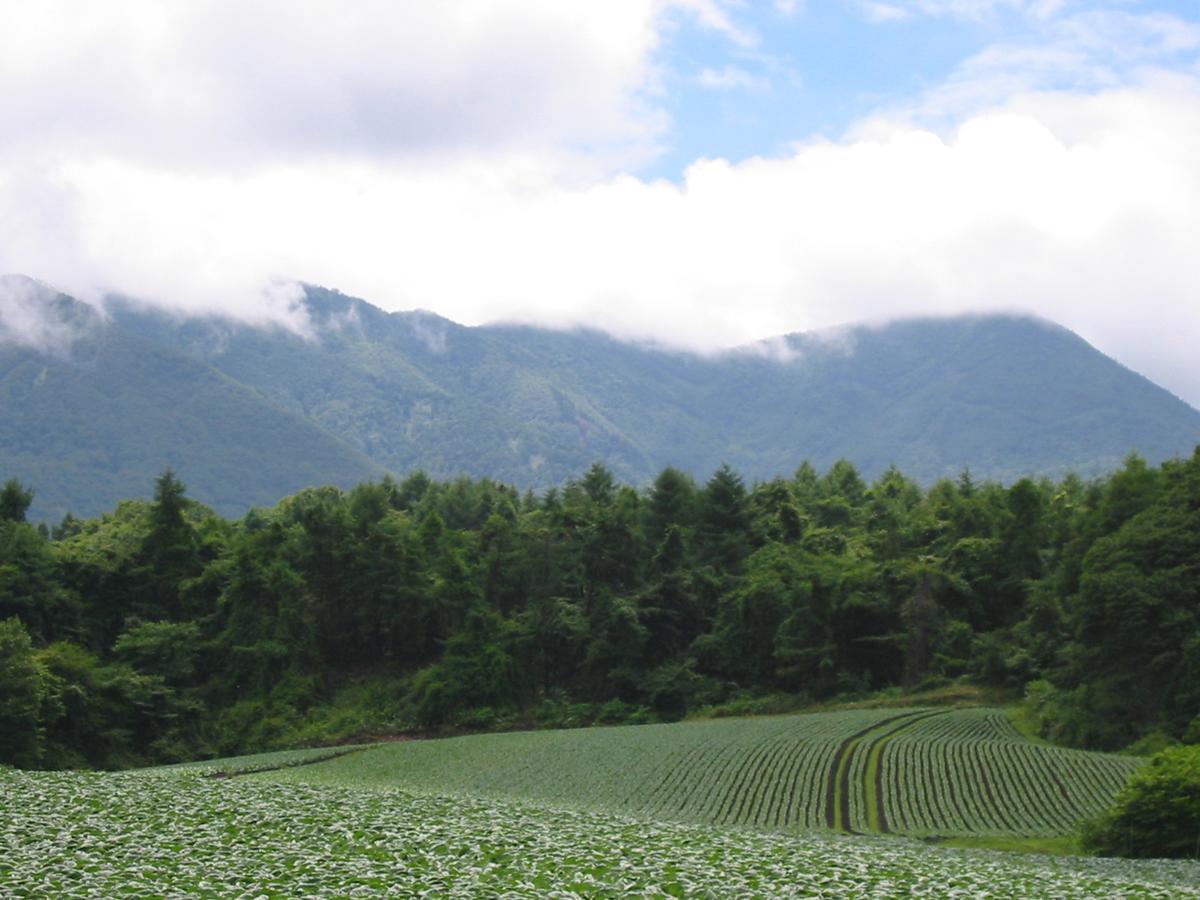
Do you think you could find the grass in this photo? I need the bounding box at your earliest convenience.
[686,681,1005,723]
[930,835,1082,856]
[1004,703,1056,747]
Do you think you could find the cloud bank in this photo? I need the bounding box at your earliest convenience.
[1,2,1198,408]
[0,275,95,354]
[0,1,668,166]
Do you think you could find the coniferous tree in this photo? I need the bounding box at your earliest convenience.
[132,470,202,622]
[698,464,750,574]
[0,479,34,523]
[646,467,698,546]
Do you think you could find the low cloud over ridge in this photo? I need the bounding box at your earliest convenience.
[1,2,1198,408]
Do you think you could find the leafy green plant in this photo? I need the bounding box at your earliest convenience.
[259,706,1139,840]
[2,765,1197,897]
[1081,745,1200,859]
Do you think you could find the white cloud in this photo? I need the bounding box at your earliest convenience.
[7,74,1197,403]
[0,1,669,168]
[1,2,1200,411]
[697,65,771,91]
[667,0,759,48]
[858,3,914,24]
[0,276,95,354]
[886,10,1200,123]
[856,0,1065,24]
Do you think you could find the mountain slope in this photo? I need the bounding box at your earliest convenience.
[117,286,1200,485]
[4,278,1199,519]
[715,315,1200,483]
[0,281,384,520]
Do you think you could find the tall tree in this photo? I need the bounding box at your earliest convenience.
[0,617,45,767]
[1053,450,1200,748]
[645,467,698,546]
[0,480,35,523]
[133,470,202,621]
[698,463,750,574]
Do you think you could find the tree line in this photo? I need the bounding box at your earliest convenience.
[2,449,1198,769]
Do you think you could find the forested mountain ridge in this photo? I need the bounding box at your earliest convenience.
[4,276,1200,521]
[0,279,384,522]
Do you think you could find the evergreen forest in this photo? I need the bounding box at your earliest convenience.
[2,449,1199,770]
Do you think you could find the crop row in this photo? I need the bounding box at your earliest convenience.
[3,768,1197,897]
[874,710,1142,837]
[254,707,1142,840]
[259,707,914,831]
[149,744,374,777]
[822,709,949,833]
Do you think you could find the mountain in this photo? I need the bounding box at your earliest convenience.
[0,278,384,521]
[3,277,1199,520]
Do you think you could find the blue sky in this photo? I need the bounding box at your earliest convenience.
[654,1,993,174]
[1,1,1199,406]
[650,0,1200,175]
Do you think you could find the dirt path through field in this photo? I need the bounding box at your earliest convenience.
[823,709,949,833]
[205,746,373,779]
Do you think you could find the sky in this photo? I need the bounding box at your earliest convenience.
[1,0,1199,406]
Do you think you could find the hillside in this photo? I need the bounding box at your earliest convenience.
[4,277,1200,519]
[254,707,1140,839]
[0,280,384,521]
[123,286,1200,491]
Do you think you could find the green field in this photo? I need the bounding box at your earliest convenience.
[3,707,1195,897]
[2,768,1197,898]
[152,744,373,777]
[257,707,1140,839]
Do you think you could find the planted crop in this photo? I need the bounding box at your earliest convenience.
[260,707,1142,840]
[2,767,1196,898]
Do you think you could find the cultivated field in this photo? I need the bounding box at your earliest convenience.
[2,767,1197,897]
[3,706,1194,897]
[257,706,1141,838]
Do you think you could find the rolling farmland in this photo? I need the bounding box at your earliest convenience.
[258,707,1141,839]
[5,706,1191,897]
[2,767,1197,898]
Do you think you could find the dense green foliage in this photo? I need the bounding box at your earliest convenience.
[5,277,1200,521]
[2,447,1199,769]
[1082,745,1200,859]
[257,707,1139,839]
[5,768,1196,897]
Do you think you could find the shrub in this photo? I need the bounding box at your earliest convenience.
[1080,745,1200,858]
